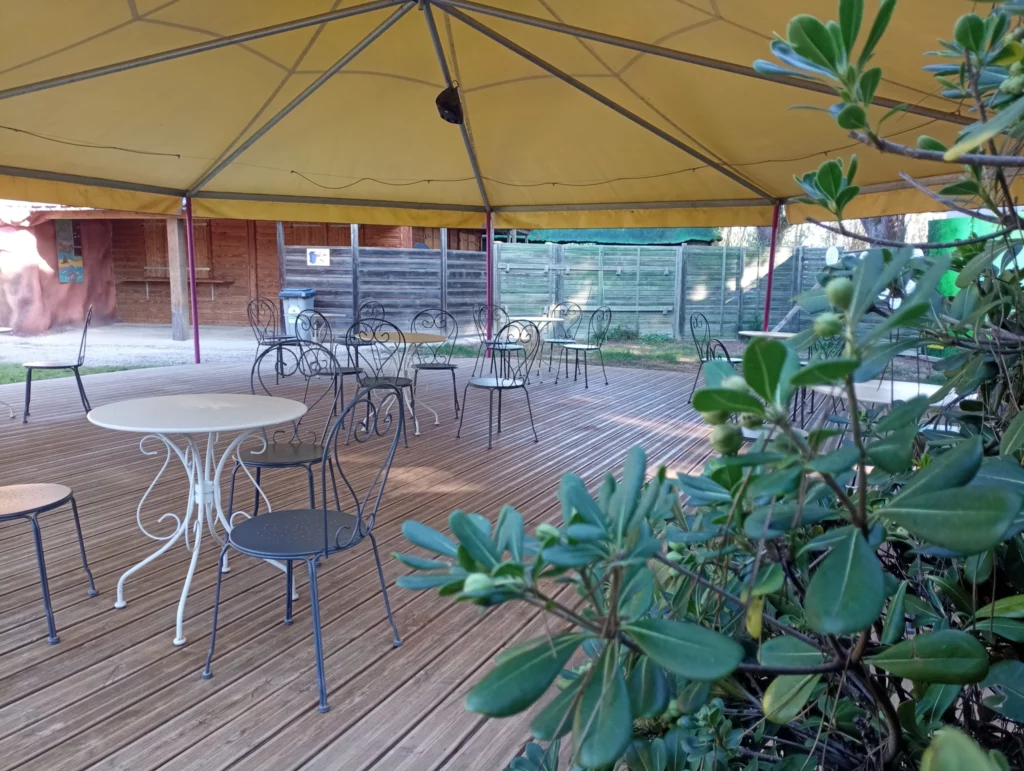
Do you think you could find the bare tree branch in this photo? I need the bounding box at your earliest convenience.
[850,130,1024,167]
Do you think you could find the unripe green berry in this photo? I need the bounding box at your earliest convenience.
[825,277,854,310]
[700,410,729,426]
[535,523,560,541]
[813,312,843,337]
[740,412,764,429]
[710,423,743,456]
[463,573,494,593]
[721,375,749,392]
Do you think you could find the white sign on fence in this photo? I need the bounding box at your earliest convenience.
[306,248,330,267]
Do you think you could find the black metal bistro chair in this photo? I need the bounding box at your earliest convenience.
[23,305,93,423]
[410,309,460,417]
[458,320,541,449]
[247,297,297,351]
[0,483,97,644]
[470,303,512,377]
[543,301,583,372]
[228,341,344,517]
[296,309,362,418]
[357,298,387,320]
[687,312,736,403]
[203,386,404,713]
[346,317,415,446]
[556,306,612,388]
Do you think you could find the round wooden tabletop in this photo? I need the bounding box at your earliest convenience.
[358,332,446,345]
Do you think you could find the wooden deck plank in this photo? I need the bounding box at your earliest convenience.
[0,359,717,771]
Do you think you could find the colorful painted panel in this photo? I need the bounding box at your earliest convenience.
[55,219,84,284]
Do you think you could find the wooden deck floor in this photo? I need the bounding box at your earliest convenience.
[0,359,714,770]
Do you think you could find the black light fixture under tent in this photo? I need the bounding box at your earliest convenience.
[435,84,464,124]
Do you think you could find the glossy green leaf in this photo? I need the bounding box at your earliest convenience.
[402,520,458,558]
[804,528,885,635]
[881,580,908,645]
[627,655,670,719]
[762,673,821,723]
[675,473,732,505]
[953,13,986,53]
[976,594,1024,619]
[917,683,962,726]
[393,552,450,571]
[558,473,604,528]
[747,467,801,499]
[882,487,1021,555]
[495,506,524,562]
[869,630,989,684]
[614,446,646,540]
[530,677,582,741]
[395,574,464,591]
[867,425,917,473]
[1001,410,1024,456]
[624,738,668,771]
[970,456,1024,496]
[743,504,836,539]
[449,510,500,570]
[787,15,839,70]
[573,645,632,768]
[702,359,736,389]
[946,94,1024,161]
[964,551,993,584]
[855,336,925,382]
[857,0,896,68]
[836,103,867,129]
[758,636,825,668]
[752,563,784,596]
[892,436,982,504]
[624,618,743,680]
[838,0,863,53]
[741,338,789,403]
[790,358,859,387]
[808,445,859,474]
[692,388,764,415]
[969,617,1024,642]
[981,660,1024,723]
[921,727,1000,771]
[875,395,931,433]
[466,633,584,717]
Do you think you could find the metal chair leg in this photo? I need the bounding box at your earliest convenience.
[487,389,494,450]
[497,389,502,434]
[27,515,59,644]
[450,368,460,416]
[202,542,231,679]
[597,349,609,385]
[227,463,240,518]
[69,496,98,597]
[252,467,262,516]
[583,351,589,389]
[456,383,471,438]
[284,560,294,626]
[688,361,704,404]
[523,387,539,444]
[370,533,402,647]
[327,457,342,510]
[306,465,316,509]
[23,367,32,423]
[73,367,91,412]
[306,558,330,713]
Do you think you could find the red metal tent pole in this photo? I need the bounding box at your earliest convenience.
[485,211,494,348]
[761,202,781,332]
[184,196,201,364]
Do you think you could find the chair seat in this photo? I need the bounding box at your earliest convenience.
[469,376,526,389]
[544,338,576,345]
[229,508,359,559]
[239,442,324,467]
[23,361,78,369]
[561,343,600,351]
[361,376,413,389]
[486,341,523,351]
[327,366,362,376]
[414,362,457,370]
[0,483,72,517]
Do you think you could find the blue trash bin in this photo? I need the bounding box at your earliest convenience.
[278,288,316,340]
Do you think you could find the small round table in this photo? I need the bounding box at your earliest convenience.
[809,379,953,406]
[88,393,307,645]
[513,316,565,380]
[356,331,446,434]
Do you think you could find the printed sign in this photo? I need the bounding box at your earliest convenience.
[55,219,84,284]
[307,248,330,267]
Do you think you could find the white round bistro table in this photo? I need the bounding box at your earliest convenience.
[513,316,564,380]
[738,330,796,341]
[88,393,307,646]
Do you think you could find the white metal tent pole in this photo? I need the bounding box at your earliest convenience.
[432,0,969,126]
[761,202,781,331]
[439,4,773,201]
[188,3,415,195]
[0,0,406,101]
[184,197,201,364]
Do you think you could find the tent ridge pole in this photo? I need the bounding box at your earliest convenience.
[431,0,969,127]
[439,4,774,201]
[422,1,491,211]
[0,0,407,102]
[187,2,415,195]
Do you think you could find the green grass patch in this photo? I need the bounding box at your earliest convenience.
[0,363,138,385]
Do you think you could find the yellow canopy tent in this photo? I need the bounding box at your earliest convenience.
[0,0,974,356]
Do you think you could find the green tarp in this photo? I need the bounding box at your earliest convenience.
[525,228,720,245]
